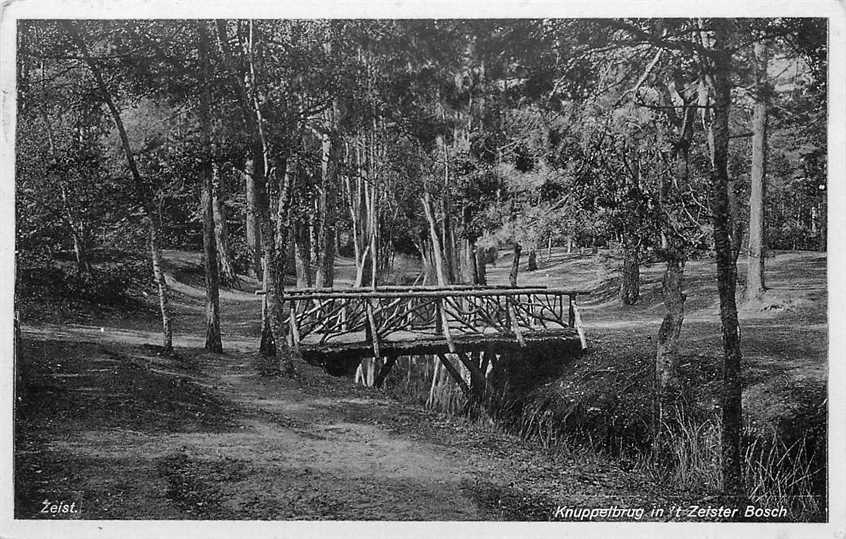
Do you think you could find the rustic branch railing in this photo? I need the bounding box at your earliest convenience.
[279,287,589,355]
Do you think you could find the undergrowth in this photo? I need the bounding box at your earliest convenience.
[641,408,825,521]
[381,354,826,522]
[16,254,154,321]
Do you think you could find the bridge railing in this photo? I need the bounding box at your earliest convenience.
[282,287,589,354]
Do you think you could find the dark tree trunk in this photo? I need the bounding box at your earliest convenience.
[70,229,92,275]
[198,22,222,353]
[653,74,697,399]
[708,23,744,496]
[211,163,239,287]
[475,247,487,286]
[527,249,538,272]
[509,243,521,287]
[746,40,768,301]
[243,158,263,280]
[308,204,319,280]
[441,206,456,283]
[294,220,312,289]
[215,20,266,283]
[460,205,477,285]
[655,252,685,393]
[620,241,640,305]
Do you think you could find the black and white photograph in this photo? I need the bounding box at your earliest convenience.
[3,2,844,535]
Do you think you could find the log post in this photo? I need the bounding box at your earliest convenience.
[437,297,456,353]
[506,295,525,347]
[366,299,381,359]
[374,355,398,388]
[436,353,471,398]
[568,293,576,327]
[572,298,587,350]
[288,299,301,354]
[457,352,495,404]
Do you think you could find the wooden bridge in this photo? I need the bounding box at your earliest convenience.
[279,285,589,377]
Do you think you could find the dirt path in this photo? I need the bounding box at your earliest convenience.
[17,324,657,520]
[18,253,667,527]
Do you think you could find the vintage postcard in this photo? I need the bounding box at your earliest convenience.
[2,1,843,537]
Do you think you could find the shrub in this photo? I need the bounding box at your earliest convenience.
[16,253,152,319]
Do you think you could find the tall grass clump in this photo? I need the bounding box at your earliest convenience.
[382,355,468,416]
[644,408,825,520]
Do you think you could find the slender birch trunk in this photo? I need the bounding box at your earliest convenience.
[197,21,222,353]
[64,21,173,351]
[148,210,173,351]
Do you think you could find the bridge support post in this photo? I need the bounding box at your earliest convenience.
[506,296,525,347]
[374,355,398,388]
[288,299,301,354]
[436,353,471,399]
[568,293,576,327]
[456,352,495,405]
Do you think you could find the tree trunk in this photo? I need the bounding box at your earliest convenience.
[70,229,92,275]
[215,20,266,282]
[746,40,768,301]
[201,185,223,352]
[243,158,263,280]
[509,243,521,287]
[462,239,476,284]
[422,192,448,286]
[707,23,744,496]
[198,22,222,353]
[439,136,457,283]
[527,249,538,272]
[148,213,173,352]
[369,175,379,288]
[475,247,487,286]
[620,241,640,305]
[460,208,476,284]
[267,158,297,375]
[655,253,685,393]
[294,220,312,289]
[211,162,239,287]
[254,160,276,356]
[42,110,92,277]
[315,122,339,288]
[64,21,173,351]
[308,204,319,280]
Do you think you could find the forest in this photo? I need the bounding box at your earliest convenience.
[14,18,828,522]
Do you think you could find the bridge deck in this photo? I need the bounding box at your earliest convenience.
[280,286,589,372]
[298,328,582,366]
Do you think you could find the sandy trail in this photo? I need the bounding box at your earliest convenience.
[16,322,562,520]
